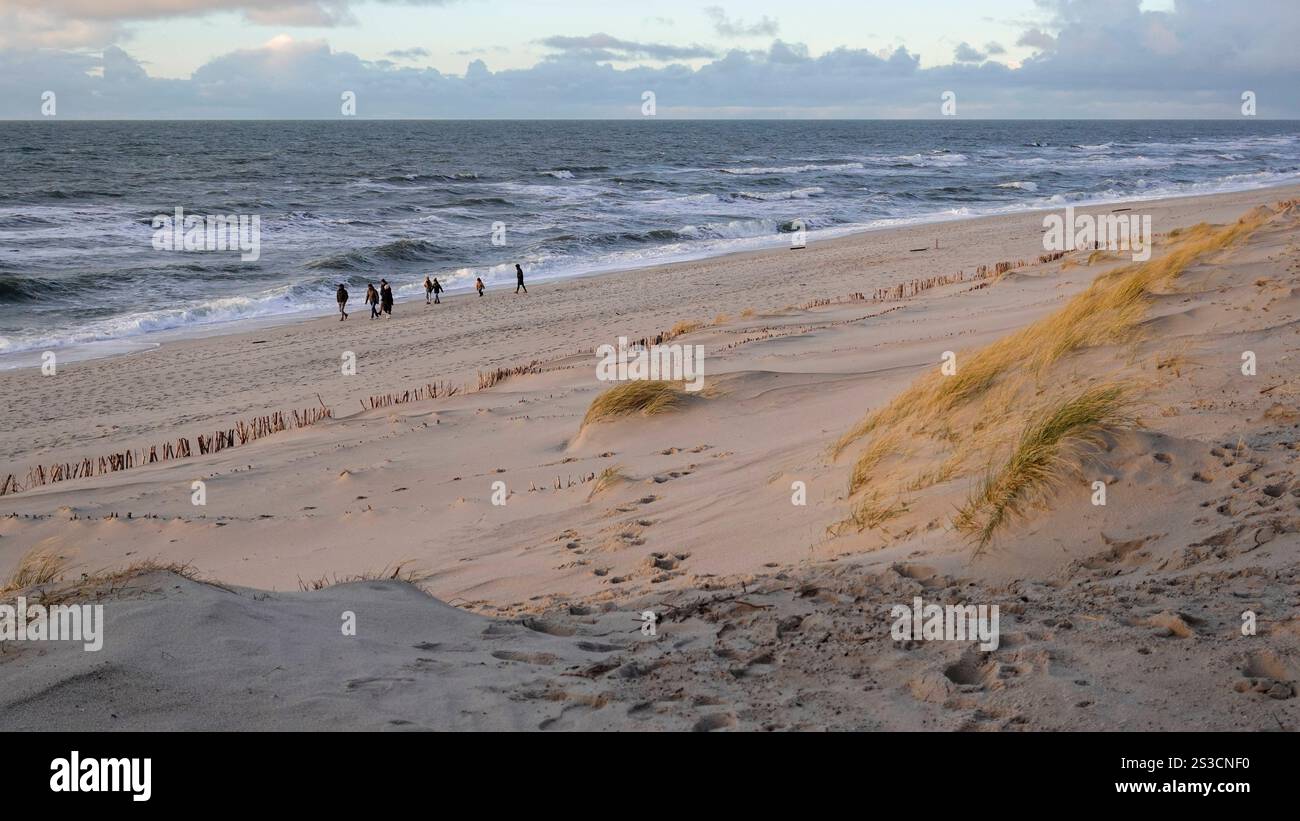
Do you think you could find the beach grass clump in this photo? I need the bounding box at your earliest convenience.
[831,492,909,536]
[4,555,208,605]
[833,207,1269,544]
[665,320,702,341]
[581,380,691,429]
[2,548,68,594]
[954,384,1134,551]
[588,464,627,496]
[297,561,430,591]
[834,213,1266,461]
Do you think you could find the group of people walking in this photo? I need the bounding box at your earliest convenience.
[334,264,527,321]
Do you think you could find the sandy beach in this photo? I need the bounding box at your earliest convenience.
[3,183,1299,731]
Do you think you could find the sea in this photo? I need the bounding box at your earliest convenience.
[1,119,1297,367]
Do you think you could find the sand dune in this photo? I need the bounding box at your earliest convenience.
[2,185,1299,730]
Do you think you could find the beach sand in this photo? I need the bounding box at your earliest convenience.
[2,184,1299,730]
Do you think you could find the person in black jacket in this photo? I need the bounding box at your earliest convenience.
[336,283,349,320]
[379,279,394,316]
[515,263,527,294]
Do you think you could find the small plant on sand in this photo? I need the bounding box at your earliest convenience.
[581,380,691,429]
[297,561,430,591]
[4,556,206,606]
[588,464,627,497]
[2,547,68,594]
[664,320,702,341]
[831,492,909,535]
[955,384,1135,552]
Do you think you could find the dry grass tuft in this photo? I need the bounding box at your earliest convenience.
[831,207,1269,547]
[664,320,702,340]
[835,213,1265,462]
[298,561,430,591]
[581,380,692,429]
[588,464,627,497]
[832,492,910,535]
[955,384,1135,551]
[2,548,69,594]
[4,554,209,606]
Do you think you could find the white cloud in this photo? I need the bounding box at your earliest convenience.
[1,0,1295,118]
[703,7,779,38]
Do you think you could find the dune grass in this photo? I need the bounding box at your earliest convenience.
[2,547,68,594]
[588,464,627,497]
[297,561,430,591]
[581,380,691,429]
[955,384,1135,551]
[665,320,702,341]
[3,551,208,605]
[833,208,1269,542]
[835,213,1265,463]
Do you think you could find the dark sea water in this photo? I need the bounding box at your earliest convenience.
[1,119,1297,364]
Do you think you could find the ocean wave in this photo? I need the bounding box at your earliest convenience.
[887,152,969,168]
[731,186,825,201]
[0,279,336,355]
[719,162,864,175]
[306,238,447,271]
[541,169,575,179]
[995,181,1038,191]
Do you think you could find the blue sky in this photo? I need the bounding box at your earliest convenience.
[1,0,1295,118]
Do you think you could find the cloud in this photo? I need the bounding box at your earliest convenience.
[984,41,1006,55]
[0,0,466,46]
[386,47,431,60]
[538,33,716,61]
[1016,27,1056,50]
[703,6,779,38]
[2,0,1296,118]
[953,42,986,62]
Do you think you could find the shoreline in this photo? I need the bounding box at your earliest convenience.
[4,178,1300,373]
[3,186,1300,730]
[3,182,1299,474]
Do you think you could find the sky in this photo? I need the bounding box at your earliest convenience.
[0,0,1296,118]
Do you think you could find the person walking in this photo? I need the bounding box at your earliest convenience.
[336,283,349,320]
[380,279,394,317]
[424,276,434,304]
[514,263,527,294]
[475,277,485,297]
[366,283,380,319]
[431,277,443,304]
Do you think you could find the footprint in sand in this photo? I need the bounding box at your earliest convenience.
[491,650,559,665]
[692,713,736,732]
[651,469,694,483]
[345,676,417,692]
